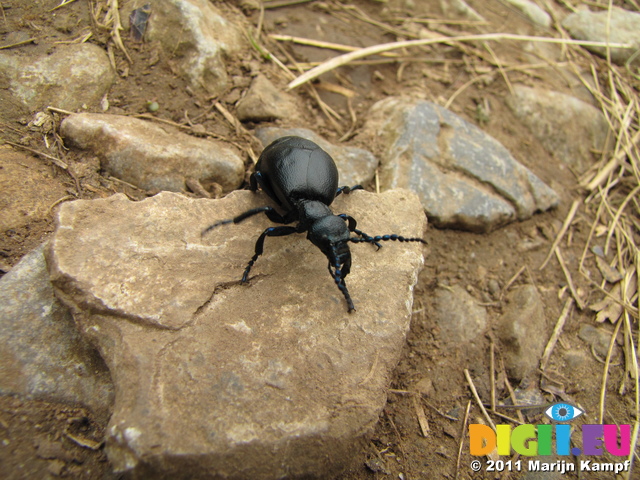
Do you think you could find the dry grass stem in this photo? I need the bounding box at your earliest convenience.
[412,396,430,438]
[464,369,496,431]
[540,298,574,371]
[287,33,633,90]
[490,342,496,412]
[4,140,68,170]
[270,34,402,57]
[0,38,36,49]
[555,248,586,310]
[454,401,472,480]
[599,317,625,423]
[539,199,580,270]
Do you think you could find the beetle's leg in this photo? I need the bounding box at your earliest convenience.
[335,185,363,197]
[242,226,298,282]
[202,207,294,236]
[327,260,355,313]
[251,171,283,207]
[337,214,382,250]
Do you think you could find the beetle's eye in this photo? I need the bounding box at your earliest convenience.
[544,403,584,422]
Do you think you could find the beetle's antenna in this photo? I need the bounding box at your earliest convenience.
[349,234,426,245]
[330,244,355,312]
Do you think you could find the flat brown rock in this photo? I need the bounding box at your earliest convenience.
[46,190,426,479]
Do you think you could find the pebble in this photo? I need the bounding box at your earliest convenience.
[562,6,640,64]
[236,75,299,122]
[505,85,611,172]
[0,245,114,422]
[361,96,559,232]
[0,44,114,116]
[132,0,245,97]
[60,113,244,193]
[434,285,487,344]
[503,0,551,28]
[496,285,547,381]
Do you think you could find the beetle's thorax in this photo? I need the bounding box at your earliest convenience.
[295,199,333,231]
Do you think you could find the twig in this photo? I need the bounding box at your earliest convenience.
[263,0,314,8]
[555,248,585,310]
[490,341,496,412]
[0,38,36,50]
[412,396,429,437]
[3,140,68,170]
[455,401,472,480]
[464,369,496,431]
[287,33,633,90]
[271,34,401,57]
[599,316,625,423]
[540,298,574,371]
[500,265,526,299]
[539,199,580,270]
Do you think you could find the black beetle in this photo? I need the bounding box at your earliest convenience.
[202,136,426,312]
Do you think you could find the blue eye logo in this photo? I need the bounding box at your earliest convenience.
[544,403,584,422]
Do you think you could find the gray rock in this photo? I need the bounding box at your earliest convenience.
[578,324,621,361]
[236,75,299,122]
[434,285,487,344]
[255,127,378,188]
[60,113,244,192]
[562,6,640,64]
[506,85,611,172]
[361,97,559,232]
[496,285,547,381]
[503,0,551,28]
[440,0,485,22]
[0,245,114,421]
[0,146,67,231]
[123,0,245,97]
[46,189,426,478]
[0,44,114,116]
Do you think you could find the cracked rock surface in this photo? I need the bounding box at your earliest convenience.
[361,96,559,232]
[46,190,426,479]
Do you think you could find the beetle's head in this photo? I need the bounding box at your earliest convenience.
[306,212,355,312]
[308,215,351,269]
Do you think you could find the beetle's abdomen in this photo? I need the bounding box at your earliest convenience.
[256,137,339,209]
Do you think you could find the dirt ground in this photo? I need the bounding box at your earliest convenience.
[1,0,638,479]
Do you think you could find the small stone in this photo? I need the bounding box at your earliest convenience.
[434,285,487,344]
[365,457,389,474]
[563,349,588,370]
[502,0,551,27]
[578,324,621,361]
[236,75,299,122]
[47,459,66,477]
[60,113,244,193]
[496,285,547,381]
[0,245,114,421]
[487,279,501,299]
[255,127,377,188]
[361,97,559,233]
[0,44,114,117]
[46,189,426,478]
[413,377,434,397]
[505,85,611,172]
[124,0,245,97]
[562,7,640,64]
